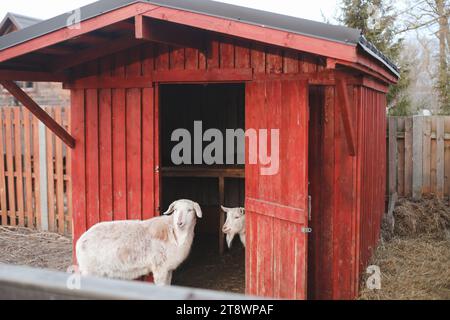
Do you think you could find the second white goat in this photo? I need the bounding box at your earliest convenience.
[221,206,245,248]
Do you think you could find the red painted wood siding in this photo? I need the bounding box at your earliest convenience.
[71,39,324,245]
[357,87,387,278]
[71,47,160,246]
[307,85,386,300]
[245,79,309,299]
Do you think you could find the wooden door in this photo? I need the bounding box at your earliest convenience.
[245,79,309,299]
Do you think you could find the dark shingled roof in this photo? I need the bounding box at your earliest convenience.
[0,0,399,76]
[0,12,42,31]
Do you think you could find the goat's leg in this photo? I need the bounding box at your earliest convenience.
[153,270,170,286]
[166,271,173,285]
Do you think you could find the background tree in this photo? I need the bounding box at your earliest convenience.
[339,0,413,115]
[400,0,450,114]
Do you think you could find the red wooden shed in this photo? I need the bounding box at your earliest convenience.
[0,0,399,299]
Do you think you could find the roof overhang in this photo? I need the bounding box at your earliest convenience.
[0,0,399,84]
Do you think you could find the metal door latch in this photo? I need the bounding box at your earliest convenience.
[302,227,312,234]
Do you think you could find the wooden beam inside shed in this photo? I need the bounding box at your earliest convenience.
[336,77,356,156]
[0,80,75,148]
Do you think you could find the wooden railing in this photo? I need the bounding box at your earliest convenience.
[0,264,250,300]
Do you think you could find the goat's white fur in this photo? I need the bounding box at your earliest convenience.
[76,199,202,286]
[221,206,245,248]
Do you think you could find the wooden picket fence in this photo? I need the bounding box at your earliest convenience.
[0,107,72,235]
[388,116,450,200]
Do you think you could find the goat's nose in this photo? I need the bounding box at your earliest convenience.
[222,226,230,233]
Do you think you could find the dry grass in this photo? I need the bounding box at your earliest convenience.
[0,226,72,271]
[360,196,450,300]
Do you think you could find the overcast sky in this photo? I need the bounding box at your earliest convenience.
[0,0,339,23]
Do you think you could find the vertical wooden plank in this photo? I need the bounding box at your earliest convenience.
[266,48,283,74]
[23,109,33,228]
[412,116,423,200]
[71,89,86,249]
[250,43,266,74]
[45,107,56,232]
[445,117,450,200]
[54,108,65,234]
[32,116,42,230]
[283,50,299,74]
[126,47,142,220]
[13,108,24,227]
[66,108,73,235]
[142,44,156,220]
[4,109,16,226]
[112,52,127,221]
[235,40,250,69]
[185,47,199,70]
[99,56,113,223]
[170,46,185,70]
[436,117,445,198]
[430,117,437,194]
[155,43,170,71]
[218,177,225,254]
[256,216,274,298]
[0,109,7,225]
[219,37,235,69]
[85,86,99,228]
[206,34,220,69]
[422,117,431,193]
[154,85,160,216]
[397,118,405,197]
[404,117,413,197]
[388,117,397,195]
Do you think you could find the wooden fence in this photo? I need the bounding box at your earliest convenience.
[0,107,72,235]
[388,116,450,200]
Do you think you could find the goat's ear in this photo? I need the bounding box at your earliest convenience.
[221,206,230,213]
[163,201,176,215]
[193,202,203,218]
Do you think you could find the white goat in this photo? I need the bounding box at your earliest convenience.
[76,199,202,286]
[221,206,245,248]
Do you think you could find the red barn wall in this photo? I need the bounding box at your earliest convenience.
[70,35,325,245]
[69,28,387,299]
[308,84,387,300]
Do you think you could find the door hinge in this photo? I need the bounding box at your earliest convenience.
[302,227,312,234]
[308,195,312,221]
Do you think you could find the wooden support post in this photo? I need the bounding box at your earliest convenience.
[218,177,225,255]
[38,122,49,231]
[336,77,356,156]
[0,80,75,148]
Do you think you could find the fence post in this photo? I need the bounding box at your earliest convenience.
[412,116,423,200]
[388,118,398,196]
[38,122,49,231]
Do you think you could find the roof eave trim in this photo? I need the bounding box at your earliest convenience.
[358,40,400,79]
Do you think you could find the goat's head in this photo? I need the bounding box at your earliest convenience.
[163,199,202,230]
[221,206,245,248]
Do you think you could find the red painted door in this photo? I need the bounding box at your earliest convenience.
[245,79,309,299]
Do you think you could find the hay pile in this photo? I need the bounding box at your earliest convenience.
[360,196,450,300]
[0,226,72,271]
